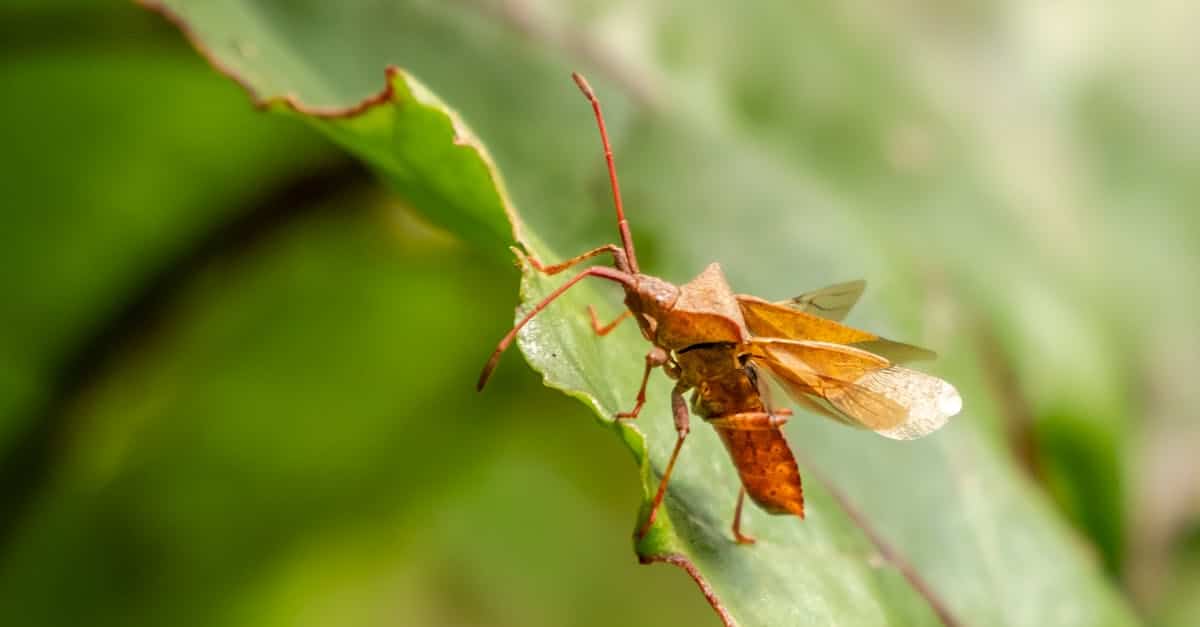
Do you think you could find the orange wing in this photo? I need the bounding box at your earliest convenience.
[748,338,961,440]
[738,295,937,363]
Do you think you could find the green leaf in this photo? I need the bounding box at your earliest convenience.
[142,1,521,257]
[144,1,1145,625]
[1153,531,1200,627]
[0,38,332,453]
[0,203,566,626]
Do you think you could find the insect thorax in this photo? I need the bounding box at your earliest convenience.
[676,345,766,419]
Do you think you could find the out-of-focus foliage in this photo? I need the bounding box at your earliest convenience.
[2,0,1198,626]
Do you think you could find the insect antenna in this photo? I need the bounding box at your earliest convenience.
[572,72,640,274]
[477,265,635,391]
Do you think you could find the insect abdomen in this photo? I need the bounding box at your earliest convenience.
[713,426,804,518]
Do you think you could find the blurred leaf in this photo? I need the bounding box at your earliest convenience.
[225,442,722,627]
[0,40,333,451]
[1035,407,1125,573]
[0,204,517,626]
[144,1,1144,625]
[1152,528,1200,627]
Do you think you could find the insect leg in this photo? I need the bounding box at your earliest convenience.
[636,382,691,541]
[587,306,633,336]
[706,412,790,430]
[513,243,631,275]
[477,265,635,391]
[732,487,756,545]
[616,346,669,418]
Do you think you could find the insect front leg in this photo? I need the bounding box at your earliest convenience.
[636,381,691,541]
[617,346,669,419]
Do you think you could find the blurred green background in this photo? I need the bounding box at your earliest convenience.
[2,1,1199,625]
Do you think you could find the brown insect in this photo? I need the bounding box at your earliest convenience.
[477,73,962,543]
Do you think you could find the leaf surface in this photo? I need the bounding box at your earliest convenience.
[144,1,1143,625]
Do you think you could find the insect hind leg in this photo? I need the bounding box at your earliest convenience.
[732,487,756,545]
[707,412,790,430]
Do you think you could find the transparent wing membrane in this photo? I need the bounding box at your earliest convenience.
[749,338,960,440]
[776,280,866,322]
